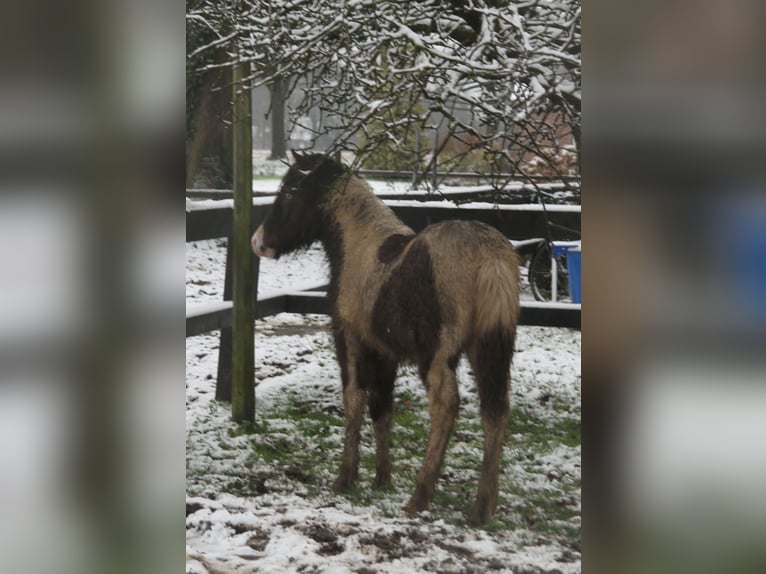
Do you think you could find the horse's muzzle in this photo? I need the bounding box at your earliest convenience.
[251,225,277,258]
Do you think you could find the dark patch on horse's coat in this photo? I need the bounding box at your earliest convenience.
[356,347,396,421]
[371,240,441,372]
[324,220,345,308]
[474,326,515,420]
[377,233,414,264]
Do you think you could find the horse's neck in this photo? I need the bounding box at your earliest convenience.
[329,178,411,240]
[322,178,411,279]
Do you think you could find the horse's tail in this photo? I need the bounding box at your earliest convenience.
[473,252,521,339]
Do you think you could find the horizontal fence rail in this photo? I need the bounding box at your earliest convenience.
[186,200,581,243]
[186,200,581,328]
[187,289,581,336]
[186,200,580,398]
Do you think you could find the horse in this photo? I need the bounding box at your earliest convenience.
[252,151,520,525]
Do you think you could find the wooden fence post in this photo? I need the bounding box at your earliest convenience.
[215,238,233,402]
[231,58,255,423]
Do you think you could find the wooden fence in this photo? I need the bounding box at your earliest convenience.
[186,198,580,402]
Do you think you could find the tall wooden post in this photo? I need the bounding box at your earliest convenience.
[231,58,255,423]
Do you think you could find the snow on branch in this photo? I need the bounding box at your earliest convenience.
[187,0,581,190]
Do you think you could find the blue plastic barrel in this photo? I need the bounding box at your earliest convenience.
[567,245,581,304]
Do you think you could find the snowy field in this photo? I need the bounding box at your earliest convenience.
[186,235,581,574]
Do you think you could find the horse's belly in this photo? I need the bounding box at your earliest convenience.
[337,237,445,367]
[368,285,441,367]
[367,324,425,365]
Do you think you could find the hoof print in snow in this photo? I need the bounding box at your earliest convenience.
[302,524,345,556]
[318,540,345,556]
[304,524,337,543]
[434,540,474,558]
[227,522,252,535]
[484,557,506,570]
[246,530,270,552]
[359,530,407,559]
[405,527,428,544]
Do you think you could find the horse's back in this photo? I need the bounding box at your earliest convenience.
[418,220,520,339]
[418,219,517,255]
[416,220,520,292]
[366,220,519,363]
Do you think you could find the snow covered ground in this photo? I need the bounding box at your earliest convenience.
[186,235,581,574]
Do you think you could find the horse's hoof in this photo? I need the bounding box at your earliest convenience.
[332,475,354,493]
[403,494,429,516]
[372,474,392,490]
[466,502,491,526]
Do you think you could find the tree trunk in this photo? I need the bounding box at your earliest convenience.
[268,76,287,160]
[186,68,233,189]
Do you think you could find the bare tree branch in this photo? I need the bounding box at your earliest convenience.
[187,0,581,196]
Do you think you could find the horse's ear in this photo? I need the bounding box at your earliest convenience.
[291,150,312,174]
[292,150,327,173]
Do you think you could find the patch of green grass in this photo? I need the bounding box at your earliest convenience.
[228,419,270,437]
[390,393,429,450]
[286,402,344,431]
[342,483,402,515]
[433,484,473,514]
[502,482,581,541]
[228,398,348,493]
[551,416,581,448]
[386,394,580,540]
[507,403,581,449]
[198,388,579,544]
[245,434,294,466]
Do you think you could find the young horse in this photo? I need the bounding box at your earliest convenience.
[252,151,520,525]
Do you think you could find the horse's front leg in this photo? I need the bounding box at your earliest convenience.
[359,349,397,490]
[332,330,366,492]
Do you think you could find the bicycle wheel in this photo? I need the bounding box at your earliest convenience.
[528,243,569,302]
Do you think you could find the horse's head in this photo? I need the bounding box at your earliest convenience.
[252,151,345,258]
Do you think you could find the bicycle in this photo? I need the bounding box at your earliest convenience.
[521,195,581,303]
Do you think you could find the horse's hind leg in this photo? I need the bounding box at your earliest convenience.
[467,327,514,526]
[404,357,459,514]
[362,351,397,489]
